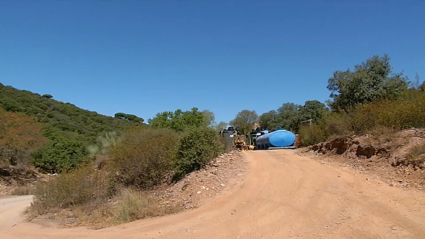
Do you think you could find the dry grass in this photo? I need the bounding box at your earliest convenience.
[109,189,179,224]
[29,166,112,217]
[406,143,425,168]
[28,188,181,229]
[11,184,36,195]
[300,90,425,146]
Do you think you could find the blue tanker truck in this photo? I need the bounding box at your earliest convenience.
[254,130,297,150]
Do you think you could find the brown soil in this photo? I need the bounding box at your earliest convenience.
[154,151,247,210]
[0,166,43,196]
[304,128,425,190]
[2,150,425,238]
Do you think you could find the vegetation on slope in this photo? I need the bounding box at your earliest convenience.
[299,89,425,146]
[0,109,48,168]
[29,107,224,226]
[0,83,141,172]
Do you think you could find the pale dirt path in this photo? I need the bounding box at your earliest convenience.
[2,151,425,239]
[0,195,33,230]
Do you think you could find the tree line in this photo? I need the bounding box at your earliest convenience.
[229,55,424,141]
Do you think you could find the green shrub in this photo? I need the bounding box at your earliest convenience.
[109,128,180,189]
[31,139,87,173]
[173,127,224,180]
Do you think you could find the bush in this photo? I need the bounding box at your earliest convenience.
[299,124,326,146]
[298,90,425,146]
[109,128,180,189]
[31,166,111,215]
[31,139,87,173]
[173,127,224,180]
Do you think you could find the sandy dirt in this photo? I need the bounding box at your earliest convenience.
[2,150,425,239]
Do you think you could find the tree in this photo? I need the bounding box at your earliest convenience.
[148,107,208,132]
[32,139,87,173]
[214,121,228,132]
[277,103,302,131]
[299,100,328,123]
[114,112,144,123]
[42,94,53,99]
[230,110,258,134]
[202,110,216,128]
[258,110,279,130]
[327,54,408,112]
[173,127,223,180]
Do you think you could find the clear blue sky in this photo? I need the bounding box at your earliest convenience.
[1,0,424,124]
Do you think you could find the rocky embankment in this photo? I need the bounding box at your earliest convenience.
[305,128,425,189]
[155,151,247,210]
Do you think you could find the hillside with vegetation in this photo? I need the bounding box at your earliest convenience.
[0,82,226,226]
[0,83,141,173]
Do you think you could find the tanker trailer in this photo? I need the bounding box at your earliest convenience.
[255,130,296,150]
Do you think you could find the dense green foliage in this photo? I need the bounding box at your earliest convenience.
[0,83,139,172]
[148,108,210,132]
[300,100,328,124]
[173,127,224,180]
[327,54,408,112]
[0,83,137,143]
[114,112,144,123]
[230,110,259,134]
[31,140,87,173]
[258,100,328,132]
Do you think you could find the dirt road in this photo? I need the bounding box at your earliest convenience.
[2,151,425,239]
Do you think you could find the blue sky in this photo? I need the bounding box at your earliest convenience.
[1,0,424,124]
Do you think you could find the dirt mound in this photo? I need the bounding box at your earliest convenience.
[311,136,391,159]
[306,128,425,189]
[154,151,247,210]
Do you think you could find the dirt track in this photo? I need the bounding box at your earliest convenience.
[2,151,425,239]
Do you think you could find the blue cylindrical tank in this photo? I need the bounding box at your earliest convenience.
[255,130,296,149]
